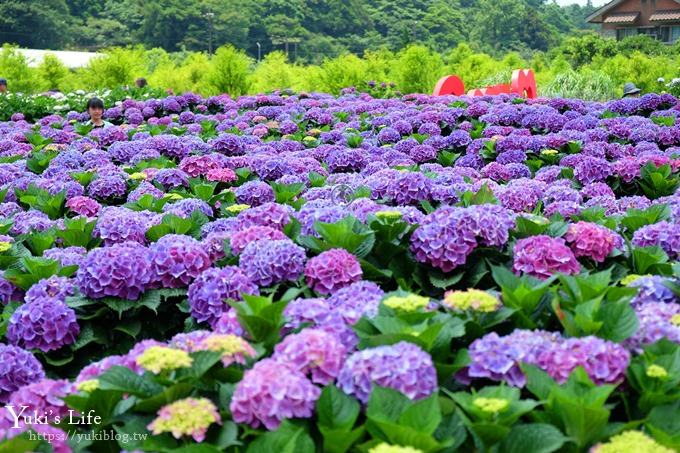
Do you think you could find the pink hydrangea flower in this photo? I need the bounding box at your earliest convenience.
[512,235,580,279]
[564,221,618,263]
[304,248,363,295]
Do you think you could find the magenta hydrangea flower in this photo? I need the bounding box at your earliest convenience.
[564,221,618,263]
[187,266,259,327]
[230,358,321,430]
[273,328,347,385]
[7,297,80,352]
[7,378,74,421]
[0,344,45,403]
[229,226,288,255]
[206,167,237,183]
[149,234,212,288]
[76,242,154,300]
[512,235,581,279]
[536,336,630,385]
[239,239,306,287]
[304,248,363,295]
[337,341,437,404]
[65,196,101,217]
[75,355,127,383]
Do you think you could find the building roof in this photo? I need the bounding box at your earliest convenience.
[650,10,680,21]
[587,0,680,23]
[15,48,103,69]
[603,12,640,23]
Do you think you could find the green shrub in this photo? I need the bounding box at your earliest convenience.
[319,54,368,94]
[80,47,146,89]
[206,45,252,96]
[37,54,70,92]
[541,69,616,101]
[393,45,444,94]
[0,45,38,93]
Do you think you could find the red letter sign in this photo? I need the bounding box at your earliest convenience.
[511,69,537,99]
[433,69,537,99]
[432,75,465,96]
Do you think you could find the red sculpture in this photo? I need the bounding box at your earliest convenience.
[433,69,537,99]
[432,75,465,96]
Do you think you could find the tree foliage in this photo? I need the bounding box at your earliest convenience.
[2,0,599,59]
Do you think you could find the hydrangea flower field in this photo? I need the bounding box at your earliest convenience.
[1,90,680,452]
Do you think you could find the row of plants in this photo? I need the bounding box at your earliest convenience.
[0,89,678,451]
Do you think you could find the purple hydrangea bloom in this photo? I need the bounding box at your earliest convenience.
[272,328,347,385]
[327,280,384,324]
[76,242,154,300]
[466,330,561,387]
[337,341,437,404]
[210,134,244,156]
[0,273,22,306]
[88,175,128,200]
[385,171,433,205]
[625,301,680,351]
[239,239,306,286]
[536,336,630,385]
[283,297,359,350]
[149,234,212,288]
[10,210,54,235]
[42,246,87,268]
[629,275,678,306]
[94,207,156,245]
[153,168,189,189]
[304,248,363,295]
[632,221,680,259]
[236,202,293,231]
[410,205,514,272]
[0,344,45,403]
[187,266,259,327]
[162,198,213,218]
[229,226,287,255]
[230,358,321,430]
[24,276,75,304]
[235,181,275,206]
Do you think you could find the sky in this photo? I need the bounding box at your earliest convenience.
[554,0,609,5]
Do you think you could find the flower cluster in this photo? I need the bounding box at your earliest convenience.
[337,341,437,403]
[148,397,221,442]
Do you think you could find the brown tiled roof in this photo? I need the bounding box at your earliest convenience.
[603,12,640,23]
[587,0,680,23]
[650,10,680,21]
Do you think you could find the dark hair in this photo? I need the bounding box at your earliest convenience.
[136,78,147,88]
[0,78,7,86]
[86,97,104,110]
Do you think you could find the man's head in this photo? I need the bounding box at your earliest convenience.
[86,97,105,121]
[0,79,7,93]
[135,78,147,88]
[622,82,641,98]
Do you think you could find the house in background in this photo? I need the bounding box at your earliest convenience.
[587,0,680,43]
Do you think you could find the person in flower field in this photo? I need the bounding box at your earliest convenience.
[84,97,113,128]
